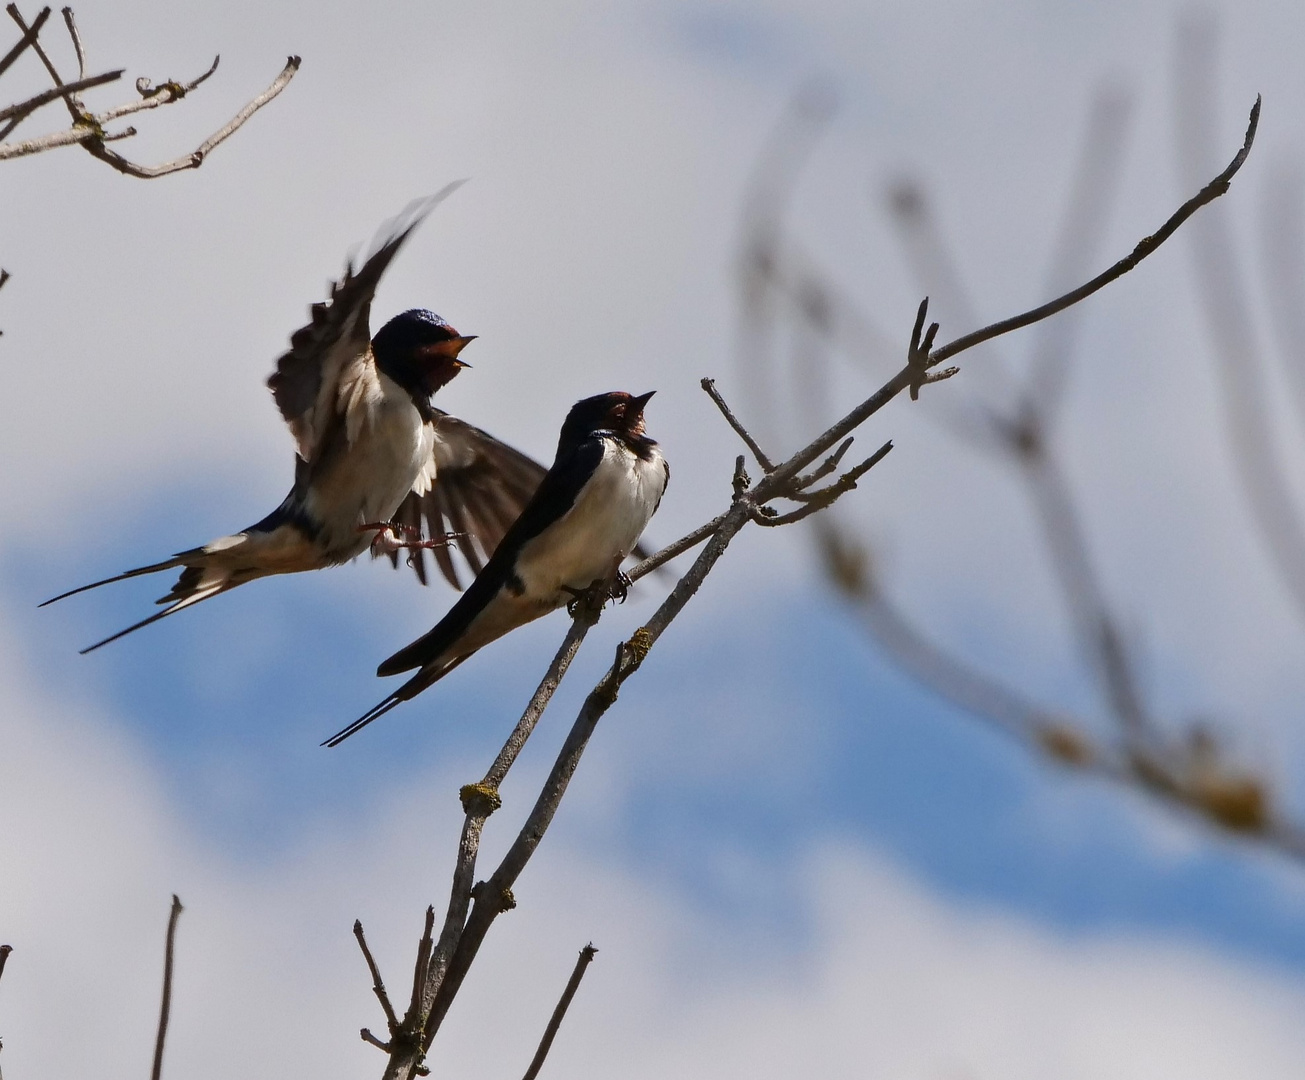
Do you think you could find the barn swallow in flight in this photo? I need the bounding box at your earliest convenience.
[324,390,668,746]
[43,184,550,652]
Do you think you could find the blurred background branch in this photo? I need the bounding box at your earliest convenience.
[1176,13,1305,627]
[740,70,1300,858]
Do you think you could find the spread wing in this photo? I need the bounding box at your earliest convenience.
[266,181,467,462]
[387,410,548,588]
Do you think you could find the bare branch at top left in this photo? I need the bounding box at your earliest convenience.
[0,4,299,175]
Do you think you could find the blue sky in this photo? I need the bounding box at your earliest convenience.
[5,1,1305,1077]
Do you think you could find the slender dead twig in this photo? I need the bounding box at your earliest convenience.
[0,944,10,985]
[354,920,400,1041]
[60,6,84,79]
[928,94,1259,369]
[150,895,183,1080]
[702,376,776,471]
[521,944,599,1080]
[626,511,729,582]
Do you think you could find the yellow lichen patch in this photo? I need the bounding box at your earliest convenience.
[459,782,502,816]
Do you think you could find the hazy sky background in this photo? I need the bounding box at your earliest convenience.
[5,1,1305,1077]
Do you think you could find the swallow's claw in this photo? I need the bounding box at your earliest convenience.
[608,571,632,604]
[362,521,460,556]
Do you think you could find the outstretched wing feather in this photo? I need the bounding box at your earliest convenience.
[389,411,549,589]
[266,181,467,462]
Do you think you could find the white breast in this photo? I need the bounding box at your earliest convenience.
[515,437,666,599]
[303,369,432,559]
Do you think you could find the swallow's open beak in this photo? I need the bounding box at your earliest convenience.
[420,334,476,363]
[418,335,476,379]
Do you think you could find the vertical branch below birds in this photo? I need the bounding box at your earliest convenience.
[150,895,183,1080]
[375,604,603,1080]
[521,944,599,1080]
[419,500,755,1056]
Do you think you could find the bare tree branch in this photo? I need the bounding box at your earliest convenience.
[521,944,598,1080]
[150,894,183,1080]
[60,5,84,80]
[1,5,299,172]
[0,67,119,137]
[930,96,1259,368]
[702,376,776,471]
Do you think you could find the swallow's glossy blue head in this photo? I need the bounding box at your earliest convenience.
[372,308,476,404]
[558,390,656,452]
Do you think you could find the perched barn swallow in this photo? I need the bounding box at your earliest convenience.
[43,185,549,652]
[324,390,668,746]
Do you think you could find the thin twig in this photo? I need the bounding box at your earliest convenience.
[626,511,729,583]
[0,944,10,984]
[701,376,776,471]
[930,95,1260,368]
[752,441,893,527]
[60,5,83,79]
[361,1029,391,1053]
[521,944,599,1080]
[749,96,1259,504]
[79,54,300,178]
[150,894,183,1080]
[354,920,400,1036]
[484,604,602,789]
[791,436,854,491]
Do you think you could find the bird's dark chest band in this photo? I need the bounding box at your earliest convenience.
[506,571,527,596]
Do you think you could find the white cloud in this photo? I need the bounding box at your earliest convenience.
[4,620,1305,1080]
